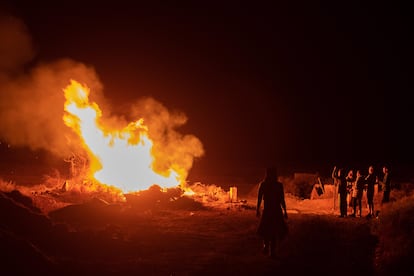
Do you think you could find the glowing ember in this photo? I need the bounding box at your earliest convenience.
[62,80,183,193]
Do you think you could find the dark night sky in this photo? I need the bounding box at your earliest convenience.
[1,1,413,182]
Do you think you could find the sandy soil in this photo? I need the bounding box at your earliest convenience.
[1,187,386,276]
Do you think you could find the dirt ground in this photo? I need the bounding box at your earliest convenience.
[1,187,385,276]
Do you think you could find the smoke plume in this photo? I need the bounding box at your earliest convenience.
[0,15,204,173]
[0,16,104,158]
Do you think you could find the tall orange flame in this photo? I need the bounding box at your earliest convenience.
[63,80,182,193]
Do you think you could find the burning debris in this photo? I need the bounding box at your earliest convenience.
[0,16,242,220]
[1,16,204,197]
[62,80,203,193]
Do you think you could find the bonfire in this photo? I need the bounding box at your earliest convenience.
[1,80,413,275]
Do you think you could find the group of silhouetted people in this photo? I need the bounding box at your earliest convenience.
[255,165,392,260]
[332,164,392,218]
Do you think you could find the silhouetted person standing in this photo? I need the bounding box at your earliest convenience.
[381,165,392,204]
[332,166,348,217]
[365,165,377,218]
[256,167,288,259]
[354,170,365,217]
[346,169,355,213]
[332,171,339,211]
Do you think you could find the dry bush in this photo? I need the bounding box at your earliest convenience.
[0,178,17,192]
[375,190,414,274]
[4,173,127,214]
[390,182,414,200]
